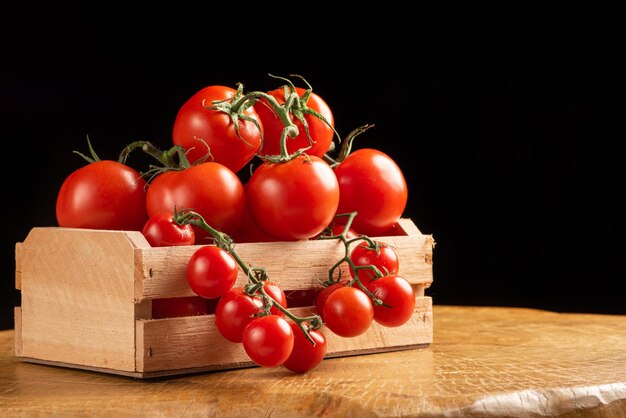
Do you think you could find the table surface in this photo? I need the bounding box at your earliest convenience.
[1,305,626,417]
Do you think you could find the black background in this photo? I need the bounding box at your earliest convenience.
[2,4,625,330]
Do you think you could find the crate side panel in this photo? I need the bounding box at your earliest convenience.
[137,218,433,300]
[138,297,432,372]
[19,227,140,371]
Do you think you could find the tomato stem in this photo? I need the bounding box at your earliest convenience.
[174,208,323,345]
[316,211,386,306]
[326,123,375,168]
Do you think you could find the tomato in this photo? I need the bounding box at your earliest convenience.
[315,281,348,321]
[322,286,374,338]
[172,85,263,173]
[366,275,415,327]
[285,289,320,308]
[282,321,327,374]
[349,241,399,286]
[263,281,287,317]
[246,155,340,241]
[146,162,245,244]
[186,246,239,299]
[242,315,294,367]
[230,183,279,244]
[255,86,334,158]
[141,212,195,247]
[56,160,148,231]
[333,148,408,236]
[152,296,209,319]
[215,287,264,343]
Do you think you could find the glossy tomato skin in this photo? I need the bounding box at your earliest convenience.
[255,87,334,158]
[141,212,195,247]
[315,281,348,321]
[333,148,408,236]
[215,287,264,343]
[152,296,209,319]
[349,241,400,286]
[282,321,327,374]
[246,155,340,241]
[186,246,239,299]
[172,85,263,173]
[263,281,287,317]
[56,160,148,231]
[366,275,415,327]
[322,286,374,338]
[146,162,245,244]
[242,315,294,367]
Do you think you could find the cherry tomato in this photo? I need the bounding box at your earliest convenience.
[255,86,334,158]
[172,85,263,173]
[285,289,320,308]
[349,241,400,286]
[242,315,294,367]
[141,212,195,247]
[333,148,408,236]
[315,281,348,321]
[186,246,238,299]
[246,155,340,241]
[366,275,415,327]
[322,286,374,338]
[282,321,327,374]
[146,162,245,244]
[152,296,209,319]
[263,281,287,317]
[56,160,148,231]
[215,287,264,343]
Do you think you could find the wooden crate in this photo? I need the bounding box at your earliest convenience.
[14,218,434,378]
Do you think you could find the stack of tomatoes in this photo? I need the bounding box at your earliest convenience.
[54,76,412,374]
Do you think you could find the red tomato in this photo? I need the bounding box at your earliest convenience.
[246,155,340,241]
[56,160,148,231]
[215,287,264,343]
[282,322,327,374]
[242,315,294,367]
[255,87,334,158]
[285,289,320,308]
[186,246,239,299]
[152,296,209,319]
[146,162,245,244]
[172,85,263,173]
[141,212,195,247]
[230,183,279,244]
[333,148,408,236]
[366,275,415,327]
[263,281,287,317]
[322,286,374,338]
[349,241,400,286]
[315,281,348,321]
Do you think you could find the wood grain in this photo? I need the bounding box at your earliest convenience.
[17,227,142,371]
[136,218,434,300]
[3,305,626,417]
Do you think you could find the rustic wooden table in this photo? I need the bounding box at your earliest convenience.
[1,305,626,417]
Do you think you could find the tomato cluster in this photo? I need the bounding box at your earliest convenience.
[53,75,414,374]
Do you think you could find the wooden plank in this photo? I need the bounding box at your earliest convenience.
[14,307,22,356]
[136,218,434,300]
[18,227,141,372]
[137,296,432,373]
[15,242,22,290]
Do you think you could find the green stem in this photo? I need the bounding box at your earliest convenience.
[174,208,323,344]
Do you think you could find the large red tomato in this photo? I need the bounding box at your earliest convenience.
[145,162,245,244]
[333,148,408,236]
[255,87,334,158]
[246,155,340,241]
[172,85,263,173]
[56,160,148,231]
